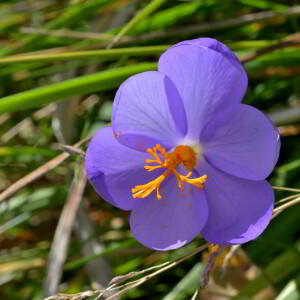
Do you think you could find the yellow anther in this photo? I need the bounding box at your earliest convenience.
[132,144,207,200]
[176,172,208,189]
[132,171,168,199]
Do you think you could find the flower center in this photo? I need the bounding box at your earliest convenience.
[132,144,208,200]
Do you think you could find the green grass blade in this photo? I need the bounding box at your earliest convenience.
[237,0,289,11]
[163,263,204,300]
[3,0,118,55]
[0,147,59,157]
[235,240,300,298]
[65,240,136,270]
[0,63,156,113]
[276,273,300,300]
[133,1,204,33]
[0,46,168,65]
[107,0,167,48]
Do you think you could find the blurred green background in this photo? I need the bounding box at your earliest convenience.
[1,0,300,299]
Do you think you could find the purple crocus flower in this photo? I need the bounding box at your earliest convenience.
[85,38,280,251]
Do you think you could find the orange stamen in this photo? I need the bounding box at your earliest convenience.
[132,144,207,200]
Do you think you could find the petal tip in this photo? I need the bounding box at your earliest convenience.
[167,37,246,74]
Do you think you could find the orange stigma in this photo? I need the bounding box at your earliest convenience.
[132,144,208,200]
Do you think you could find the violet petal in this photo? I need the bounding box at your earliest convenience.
[130,177,208,250]
[197,159,274,245]
[201,104,280,180]
[85,127,162,210]
[158,38,248,140]
[172,38,245,74]
[112,71,187,151]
